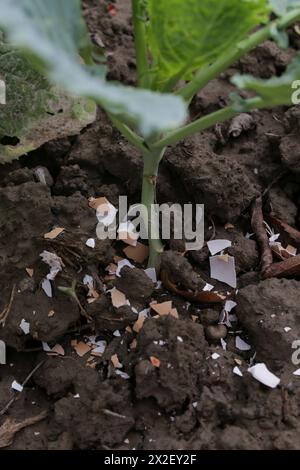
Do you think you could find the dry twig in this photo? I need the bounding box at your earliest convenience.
[251,198,273,276]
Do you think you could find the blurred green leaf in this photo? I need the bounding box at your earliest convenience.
[232,52,300,106]
[269,0,300,16]
[0,0,187,137]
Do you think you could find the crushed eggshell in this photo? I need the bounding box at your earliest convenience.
[118,221,139,246]
[42,341,51,352]
[40,251,64,281]
[233,366,243,377]
[106,263,117,275]
[11,380,23,392]
[96,198,118,226]
[41,278,52,298]
[73,341,91,357]
[110,287,129,309]
[286,245,297,256]
[211,352,220,360]
[91,341,106,356]
[210,255,237,288]
[207,239,232,256]
[130,339,137,350]
[144,267,157,283]
[115,370,130,380]
[235,336,251,351]
[123,242,149,263]
[26,268,34,278]
[170,308,179,319]
[44,227,64,240]
[116,259,135,277]
[293,369,300,376]
[247,363,280,388]
[51,344,65,356]
[224,300,237,312]
[150,301,172,316]
[0,341,6,365]
[150,356,161,368]
[86,238,95,249]
[48,310,55,318]
[203,283,214,291]
[133,309,149,333]
[19,319,30,335]
[111,354,122,369]
[88,196,109,211]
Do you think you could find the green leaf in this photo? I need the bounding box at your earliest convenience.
[231,52,300,107]
[270,24,289,48]
[146,0,270,91]
[269,0,300,16]
[0,44,97,164]
[0,0,187,137]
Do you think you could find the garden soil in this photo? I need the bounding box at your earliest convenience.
[0,0,300,450]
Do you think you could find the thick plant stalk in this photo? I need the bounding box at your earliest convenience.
[132,0,150,88]
[141,148,165,268]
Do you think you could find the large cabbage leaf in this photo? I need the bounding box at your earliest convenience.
[0,44,97,163]
[147,0,270,91]
[0,0,187,137]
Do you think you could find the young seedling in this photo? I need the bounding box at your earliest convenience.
[58,280,90,320]
[1,0,300,268]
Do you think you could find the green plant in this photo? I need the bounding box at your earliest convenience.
[1,0,300,267]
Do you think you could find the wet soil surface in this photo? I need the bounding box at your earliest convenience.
[1,0,300,450]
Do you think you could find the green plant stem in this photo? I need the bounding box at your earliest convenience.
[141,148,165,268]
[132,0,150,88]
[178,9,300,101]
[153,97,264,149]
[108,113,151,155]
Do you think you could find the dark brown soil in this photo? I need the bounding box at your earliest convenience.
[1,0,300,450]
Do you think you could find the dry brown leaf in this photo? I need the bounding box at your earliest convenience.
[150,301,172,316]
[191,315,198,322]
[123,243,149,263]
[160,270,227,304]
[73,341,91,357]
[0,411,47,448]
[111,354,122,369]
[150,356,161,368]
[44,227,65,240]
[225,223,235,230]
[263,254,300,279]
[26,268,34,278]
